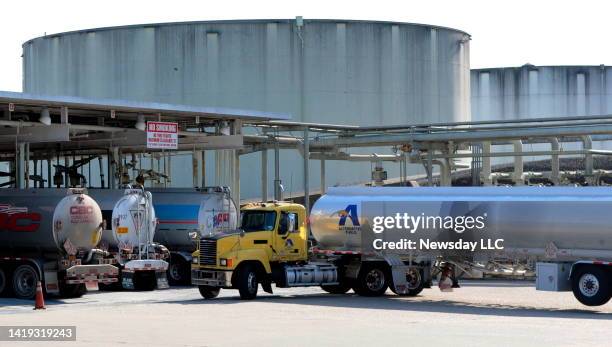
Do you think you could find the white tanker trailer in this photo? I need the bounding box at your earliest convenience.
[91,188,169,290]
[0,188,118,299]
[310,186,612,306]
[91,186,237,285]
[151,187,237,285]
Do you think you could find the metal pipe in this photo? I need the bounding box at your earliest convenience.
[308,124,612,148]
[274,140,282,201]
[309,153,402,162]
[261,149,268,202]
[303,127,310,216]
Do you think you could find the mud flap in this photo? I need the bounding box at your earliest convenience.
[384,254,411,295]
[122,272,135,290]
[262,281,273,294]
[156,270,169,289]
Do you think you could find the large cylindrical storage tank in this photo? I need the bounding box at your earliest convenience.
[471,65,612,121]
[23,19,471,199]
[471,65,612,169]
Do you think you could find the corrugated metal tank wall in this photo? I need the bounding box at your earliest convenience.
[23,19,471,199]
[471,65,612,166]
[471,65,612,121]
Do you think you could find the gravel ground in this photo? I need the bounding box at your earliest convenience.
[0,281,610,346]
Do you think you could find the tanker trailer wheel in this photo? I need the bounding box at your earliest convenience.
[353,264,388,297]
[168,257,189,285]
[0,267,7,296]
[391,267,424,296]
[59,283,86,298]
[198,285,220,299]
[235,264,259,300]
[12,264,39,300]
[571,266,611,306]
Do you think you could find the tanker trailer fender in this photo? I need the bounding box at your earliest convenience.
[568,260,612,306]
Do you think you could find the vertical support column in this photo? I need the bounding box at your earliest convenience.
[581,135,593,177]
[192,150,200,188]
[481,141,492,186]
[550,138,560,185]
[303,127,310,216]
[233,150,240,207]
[64,155,70,188]
[47,154,52,188]
[320,159,326,195]
[426,147,433,186]
[261,149,268,202]
[110,147,119,189]
[201,150,206,187]
[512,140,524,185]
[274,140,282,201]
[16,142,26,189]
[24,143,30,189]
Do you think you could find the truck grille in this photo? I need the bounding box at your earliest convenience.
[199,238,217,266]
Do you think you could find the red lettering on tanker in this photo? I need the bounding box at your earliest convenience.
[0,204,40,232]
[70,205,94,223]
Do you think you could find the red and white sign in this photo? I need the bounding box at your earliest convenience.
[146,121,178,149]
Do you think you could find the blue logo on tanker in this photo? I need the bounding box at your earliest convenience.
[338,204,360,234]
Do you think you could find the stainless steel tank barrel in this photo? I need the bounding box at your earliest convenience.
[310,186,612,261]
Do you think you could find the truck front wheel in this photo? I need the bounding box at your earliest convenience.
[353,264,388,297]
[571,266,611,306]
[236,265,259,300]
[198,285,220,299]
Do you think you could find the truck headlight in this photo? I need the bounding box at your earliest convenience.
[220,258,232,267]
[192,258,199,264]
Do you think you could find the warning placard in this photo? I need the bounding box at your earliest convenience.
[146,121,178,149]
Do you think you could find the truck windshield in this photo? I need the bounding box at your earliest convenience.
[240,211,277,232]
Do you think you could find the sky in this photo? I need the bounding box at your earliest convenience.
[1,0,611,91]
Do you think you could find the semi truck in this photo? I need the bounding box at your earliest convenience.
[191,186,612,306]
[90,188,169,290]
[0,188,118,299]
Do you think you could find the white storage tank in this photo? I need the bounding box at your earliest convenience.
[22,19,471,199]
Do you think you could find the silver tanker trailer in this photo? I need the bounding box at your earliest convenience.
[90,187,169,290]
[91,186,237,285]
[0,188,118,299]
[310,186,612,306]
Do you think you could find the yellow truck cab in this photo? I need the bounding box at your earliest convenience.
[192,202,337,299]
[192,201,430,300]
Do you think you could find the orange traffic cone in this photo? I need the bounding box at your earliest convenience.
[33,281,46,310]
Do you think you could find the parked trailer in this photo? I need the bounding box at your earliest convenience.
[192,187,612,306]
[90,188,169,290]
[0,188,118,299]
[134,187,237,285]
[312,186,612,306]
